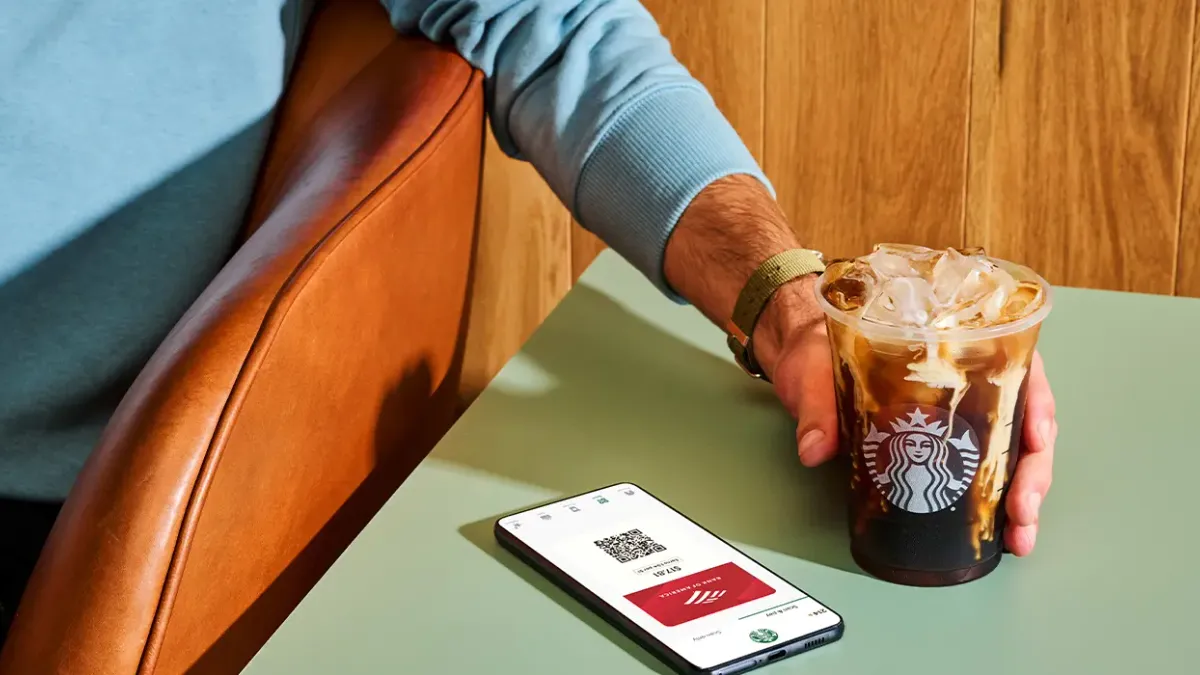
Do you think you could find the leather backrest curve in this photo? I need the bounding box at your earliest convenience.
[149,64,483,674]
[244,0,405,234]
[0,6,484,673]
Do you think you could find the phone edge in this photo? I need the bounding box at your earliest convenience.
[491,482,845,675]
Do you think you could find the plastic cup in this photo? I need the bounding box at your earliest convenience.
[814,255,1052,586]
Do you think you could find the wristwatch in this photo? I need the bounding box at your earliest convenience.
[725,248,826,382]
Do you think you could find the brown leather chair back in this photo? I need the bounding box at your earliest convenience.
[0,1,484,672]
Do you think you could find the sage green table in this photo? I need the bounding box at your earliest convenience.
[243,251,1200,674]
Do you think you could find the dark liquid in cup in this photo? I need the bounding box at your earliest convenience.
[817,245,1050,586]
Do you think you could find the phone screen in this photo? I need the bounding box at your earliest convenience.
[497,483,842,671]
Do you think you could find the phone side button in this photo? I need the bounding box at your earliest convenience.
[712,658,758,675]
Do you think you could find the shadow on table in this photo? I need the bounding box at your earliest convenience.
[458,518,674,675]
[443,285,861,578]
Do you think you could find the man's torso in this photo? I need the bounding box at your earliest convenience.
[0,0,311,499]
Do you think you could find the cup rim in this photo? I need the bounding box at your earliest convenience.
[812,258,1054,342]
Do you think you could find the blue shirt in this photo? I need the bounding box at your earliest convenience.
[0,0,768,499]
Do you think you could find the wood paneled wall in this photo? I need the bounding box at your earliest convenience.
[765,0,972,257]
[967,0,1194,295]
[462,0,1200,397]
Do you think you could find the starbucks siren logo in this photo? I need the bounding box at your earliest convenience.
[863,406,979,514]
[748,629,778,644]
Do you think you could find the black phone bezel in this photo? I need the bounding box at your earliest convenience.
[493,482,845,674]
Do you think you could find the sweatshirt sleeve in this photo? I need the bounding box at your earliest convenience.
[381,0,771,299]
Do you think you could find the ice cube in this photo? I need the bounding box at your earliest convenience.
[931,249,1013,307]
[873,243,940,259]
[863,277,936,327]
[931,248,975,305]
[930,268,1018,329]
[999,281,1045,322]
[823,243,1040,329]
[865,251,917,279]
[821,260,878,313]
[866,242,947,278]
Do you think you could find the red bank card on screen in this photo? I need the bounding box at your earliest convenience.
[624,562,775,627]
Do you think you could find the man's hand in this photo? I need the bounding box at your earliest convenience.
[1004,352,1056,556]
[664,174,1057,557]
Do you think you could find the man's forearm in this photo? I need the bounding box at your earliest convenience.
[663,174,824,379]
[388,1,767,298]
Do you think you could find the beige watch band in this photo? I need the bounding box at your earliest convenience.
[726,248,826,381]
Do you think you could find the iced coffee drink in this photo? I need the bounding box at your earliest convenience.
[815,244,1051,586]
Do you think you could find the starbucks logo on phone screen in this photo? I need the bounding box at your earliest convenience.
[864,406,979,514]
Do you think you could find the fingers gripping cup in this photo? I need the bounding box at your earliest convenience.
[815,244,1052,586]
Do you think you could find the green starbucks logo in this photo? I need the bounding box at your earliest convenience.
[748,629,778,644]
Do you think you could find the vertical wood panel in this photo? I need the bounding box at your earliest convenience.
[571,0,767,279]
[764,0,972,259]
[966,0,1194,294]
[1176,7,1200,297]
[641,0,766,160]
[462,129,572,399]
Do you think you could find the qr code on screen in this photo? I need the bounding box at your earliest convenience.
[594,529,667,563]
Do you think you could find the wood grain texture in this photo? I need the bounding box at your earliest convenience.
[462,128,572,400]
[966,0,1195,293]
[764,0,972,259]
[1177,7,1200,297]
[640,0,766,160]
[570,0,767,280]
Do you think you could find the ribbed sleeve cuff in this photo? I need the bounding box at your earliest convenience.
[573,86,772,302]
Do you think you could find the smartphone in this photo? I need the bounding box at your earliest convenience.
[494,483,844,675]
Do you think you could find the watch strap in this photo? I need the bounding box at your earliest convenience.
[726,249,826,381]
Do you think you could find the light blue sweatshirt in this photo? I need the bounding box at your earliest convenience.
[0,0,768,500]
